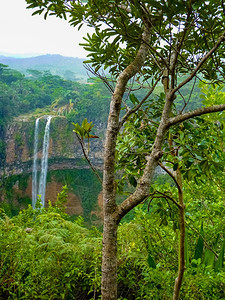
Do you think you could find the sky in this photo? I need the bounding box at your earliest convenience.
[0,0,90,58]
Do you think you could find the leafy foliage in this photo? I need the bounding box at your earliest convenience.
[0,64,111,124]
[115,83,225,194]
[0,204,102,300]
[1,181,225,300]
[26,1,225,83]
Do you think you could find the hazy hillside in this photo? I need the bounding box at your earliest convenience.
[0,54,88,82]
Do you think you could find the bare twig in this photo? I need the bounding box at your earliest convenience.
[119,74,161,129]
[179,76,197,114]
[158,162,182,194]
[84,64,115,94]
[75,133,103,184]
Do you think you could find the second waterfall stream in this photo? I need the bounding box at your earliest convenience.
[32,116,52,209]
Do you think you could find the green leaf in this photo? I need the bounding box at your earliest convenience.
[64,272,71,277]
[195,154,204,161]
[180,131,184,140]
[203,249,215,269]
[129,94,139,105]
[32,9,44,16]
[173,163,179,171]
[215,238,225,271]
[147,253,156,269]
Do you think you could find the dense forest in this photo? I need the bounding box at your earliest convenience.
[0,62,111,123]
[0,62,225,299]
[1,57,225,298]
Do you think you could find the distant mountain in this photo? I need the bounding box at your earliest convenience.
[0,54,88,82]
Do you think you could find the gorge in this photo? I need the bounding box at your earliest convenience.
[0,116,104,223]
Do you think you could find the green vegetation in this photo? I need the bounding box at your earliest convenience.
[0,63,110,124]
[1,56,225,299]
[0,168,102,224]
[0,174,31,216]
[1,171,225,299]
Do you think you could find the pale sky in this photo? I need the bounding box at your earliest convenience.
[0,0,91,58]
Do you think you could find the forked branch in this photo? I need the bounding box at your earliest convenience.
[172,30,225,94]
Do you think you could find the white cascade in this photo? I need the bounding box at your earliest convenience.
[32,117,40,209]
[38,115,52,207]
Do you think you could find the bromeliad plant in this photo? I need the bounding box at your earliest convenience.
[72,118,102,183]
[72,118,98,154]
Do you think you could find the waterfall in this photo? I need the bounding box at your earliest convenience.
[32,117,40,209]
[32,116,52,208]
[38,116,52,207]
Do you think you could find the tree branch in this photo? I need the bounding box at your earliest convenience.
[168,104,225,127]
[84,64,115,94]
[158,162,182,195]
[170,9,193,88]
[153,190,182,209]
[103,23,152,200]
[179,76,197,114]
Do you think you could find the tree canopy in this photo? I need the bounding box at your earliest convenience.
[27,0,225,83]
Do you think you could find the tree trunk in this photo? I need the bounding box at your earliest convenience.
[101,214,118,300]
[101,23,152,300]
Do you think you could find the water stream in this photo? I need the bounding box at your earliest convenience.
[32,117,40,209]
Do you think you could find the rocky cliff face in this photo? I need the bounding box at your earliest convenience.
[0,116,104,222]
[2,116,104,177]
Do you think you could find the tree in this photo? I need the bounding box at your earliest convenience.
[26,1,225,299]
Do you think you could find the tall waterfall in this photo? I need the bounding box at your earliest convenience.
[32,116,52,208]
[32,118,40,209]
